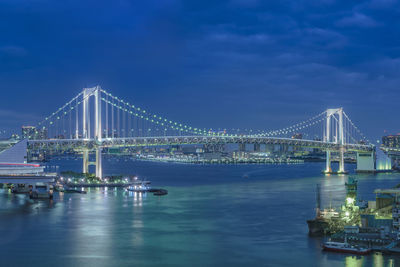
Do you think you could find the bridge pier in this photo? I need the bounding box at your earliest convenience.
[265,144,274,153]
[82,148,103,179]
[83,149,89,174]
[356,151,376,173]
[279,144,289,155]
[338,147,345,174]
[239,143,246,152]
[95,147,102,179]
[254,143,261,152]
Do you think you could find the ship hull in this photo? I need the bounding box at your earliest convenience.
[322,246,371,255]
[307,218,329,236]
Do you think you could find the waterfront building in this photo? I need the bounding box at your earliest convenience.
[381,134,400,169]
[382,134,400,149]
[22,126,36,139]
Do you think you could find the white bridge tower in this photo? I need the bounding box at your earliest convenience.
[324,108,347,174]
[82,86,103,179]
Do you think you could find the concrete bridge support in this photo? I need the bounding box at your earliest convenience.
[83,149,89,174]
[280,144,288,154]
[265,144,275,153]
[338,147,345,174]
[82,148,103,179]
[356,151,376,173]
[254,143,261,152]
[95,147,102,179]
[239,143,246,152]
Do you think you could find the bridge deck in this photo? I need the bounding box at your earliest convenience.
[28,136,374,152]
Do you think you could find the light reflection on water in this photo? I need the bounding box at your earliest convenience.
[1,160,400,266]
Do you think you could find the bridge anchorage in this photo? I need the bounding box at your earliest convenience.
[29,85,375,178]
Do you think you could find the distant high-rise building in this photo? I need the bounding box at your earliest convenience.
[38,128,48,139]
[22,126,36,139]
[382,134,400,148]
[21,126,48,140]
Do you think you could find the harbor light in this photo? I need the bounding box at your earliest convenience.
[346,197,355,205]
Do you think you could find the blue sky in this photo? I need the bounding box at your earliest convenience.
[0,0,399,141]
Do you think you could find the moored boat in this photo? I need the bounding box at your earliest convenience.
[11,184,31,194]
[322,241,371,255]
[127,180,151,192]
[152,189,168,196]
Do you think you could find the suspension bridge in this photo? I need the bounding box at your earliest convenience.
[27,86,375,178]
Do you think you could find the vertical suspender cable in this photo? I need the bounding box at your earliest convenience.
[128,105,131,137]
[123,103,126,137]
[117,103,120,138]
[75,98,78,139]
[106,94,108,138]
[112,97,114,138]
[69,103,72,139]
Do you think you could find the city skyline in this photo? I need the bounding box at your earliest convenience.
[1,0,400,141]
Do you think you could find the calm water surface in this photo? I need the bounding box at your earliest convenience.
[1,158,400,267]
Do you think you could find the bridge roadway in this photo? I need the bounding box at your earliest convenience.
[28,136,374,152]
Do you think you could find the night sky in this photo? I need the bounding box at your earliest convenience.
[1,0,399,142]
